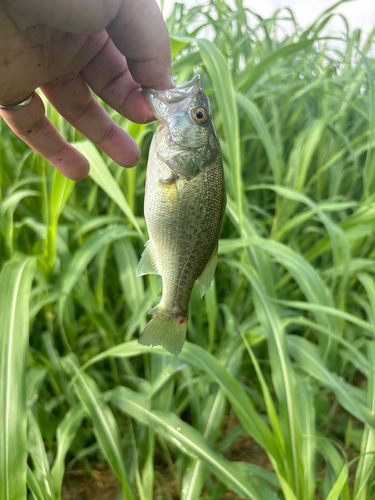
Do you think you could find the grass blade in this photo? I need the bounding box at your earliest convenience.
[77,341,278,460]
[288,336,375,428]
[114,239,144,315]
[237,40,314,91]
[50,405,86,496]
[62,355,136,500]
[196,38,242,229]
[0,255,36,500]
[236,93,282,184]
[27,409,56,500]
[226,259,302,496]
[109,386,276,500]
[27,466,54,500]
[182,350,241,500]
[74,141,143,236]
[325,463,349,500]
[44,170,75,271]
[59,226,138,319]
[353,342,375,500]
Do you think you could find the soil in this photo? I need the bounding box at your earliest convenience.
[61,462,120,500]
[219,416,273,500]
[61,422,272,500]
[61,432,360,500]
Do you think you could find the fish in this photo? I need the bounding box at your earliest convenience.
[136,74,226,355]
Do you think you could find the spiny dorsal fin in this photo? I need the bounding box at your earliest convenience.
[136,240,159,277]
[197,246,218,298]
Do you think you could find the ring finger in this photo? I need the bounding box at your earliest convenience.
[0,92,90,181]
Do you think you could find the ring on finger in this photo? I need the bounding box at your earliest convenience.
[0,92,35,111]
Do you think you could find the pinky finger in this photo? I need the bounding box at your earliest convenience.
[0,92,89,181]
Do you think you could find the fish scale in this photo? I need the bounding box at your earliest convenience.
[136,75,226,354]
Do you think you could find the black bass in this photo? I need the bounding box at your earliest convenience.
[136,75,226,355]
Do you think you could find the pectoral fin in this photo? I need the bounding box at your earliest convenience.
[197,246,218,298]
[160,172,176,184]
[165,155,200,180]
[136,240,159,276]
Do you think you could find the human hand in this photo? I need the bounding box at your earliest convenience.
[0,0,172,180]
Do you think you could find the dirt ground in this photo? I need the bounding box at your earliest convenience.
[61,427,359,500]
[61,423,271,500]
[62,461,121,500]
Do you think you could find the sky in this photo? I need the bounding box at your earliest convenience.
[160,0,375,34]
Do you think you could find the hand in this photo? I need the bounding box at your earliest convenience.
[0,0,172,180]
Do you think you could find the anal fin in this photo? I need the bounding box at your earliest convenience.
[136,240,159,277]
[197,245,218,298]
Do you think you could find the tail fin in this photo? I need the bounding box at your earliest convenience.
[138,311,187,355]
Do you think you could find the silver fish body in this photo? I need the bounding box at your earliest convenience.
[136,75,226,354]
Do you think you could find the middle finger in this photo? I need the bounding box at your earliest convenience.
[41,73,140,168]
[81,36,155,124]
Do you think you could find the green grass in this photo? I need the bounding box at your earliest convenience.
[1,1,375,499]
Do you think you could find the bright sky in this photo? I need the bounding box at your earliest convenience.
[160,0,375,34]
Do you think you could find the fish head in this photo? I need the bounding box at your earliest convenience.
[143,75,220,178]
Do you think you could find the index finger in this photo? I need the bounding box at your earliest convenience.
[106,0,173,90]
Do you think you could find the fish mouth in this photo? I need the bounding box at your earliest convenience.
[142,75,201,118]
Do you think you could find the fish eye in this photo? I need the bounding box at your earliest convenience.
[191,107,209,124]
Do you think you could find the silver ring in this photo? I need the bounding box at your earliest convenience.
[0,92,34,111]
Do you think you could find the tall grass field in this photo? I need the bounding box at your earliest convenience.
[1,1,375,499]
